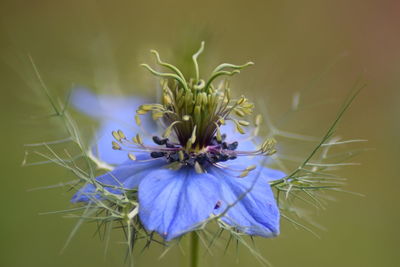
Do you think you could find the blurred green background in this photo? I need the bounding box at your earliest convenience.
[0,0,399,266]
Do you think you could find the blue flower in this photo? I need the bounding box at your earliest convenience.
[71,88,285,241]
[71,45,286,241]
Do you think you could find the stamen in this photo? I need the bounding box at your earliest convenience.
[212,162,258,178]
[152,136,168,145]
[112,141,121,150]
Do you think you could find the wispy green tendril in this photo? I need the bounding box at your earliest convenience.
[192,41,205,82]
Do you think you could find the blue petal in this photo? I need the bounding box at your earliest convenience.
[139,168,220,241]
[71,159,165,203]
[71,87,143,123]
[71,88,156,165]
[210,164,285,237]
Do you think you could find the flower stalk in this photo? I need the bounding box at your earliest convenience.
[190,232,199,267]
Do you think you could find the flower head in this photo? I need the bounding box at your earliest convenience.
[71,42,285,241]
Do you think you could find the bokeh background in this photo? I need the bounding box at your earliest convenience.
[0,0,399,266]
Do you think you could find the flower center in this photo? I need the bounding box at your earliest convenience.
[111,42,277,175]
[150,134,239,168]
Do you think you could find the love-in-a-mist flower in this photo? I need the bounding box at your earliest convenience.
[71,42,286,241]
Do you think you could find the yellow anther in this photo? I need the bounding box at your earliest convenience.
[132,133,143,145]
[236,125,245,134]
[135,115,141,126]
[234,109,245,117]
[136,134,143,145]
[243,102,254,109]
[117,130,126,139]
[112,131,121,142]
[234,120,246,134]
[140,104,154,111]
[238,170,249,178]
[261,138,277,153]
[112,141,121,150]
[246,165,257,171]
[238,120,250,126]
[236,96,245,105]
[136,109,148,115]
[128,153,136,161]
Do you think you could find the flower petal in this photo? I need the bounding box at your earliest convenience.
[71,88,156,165]
[211,165,285,237]
[71,87,144,123]
[139,168,220,241]
[71,159,165,203]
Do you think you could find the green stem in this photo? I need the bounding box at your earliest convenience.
[190,231,199,267]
